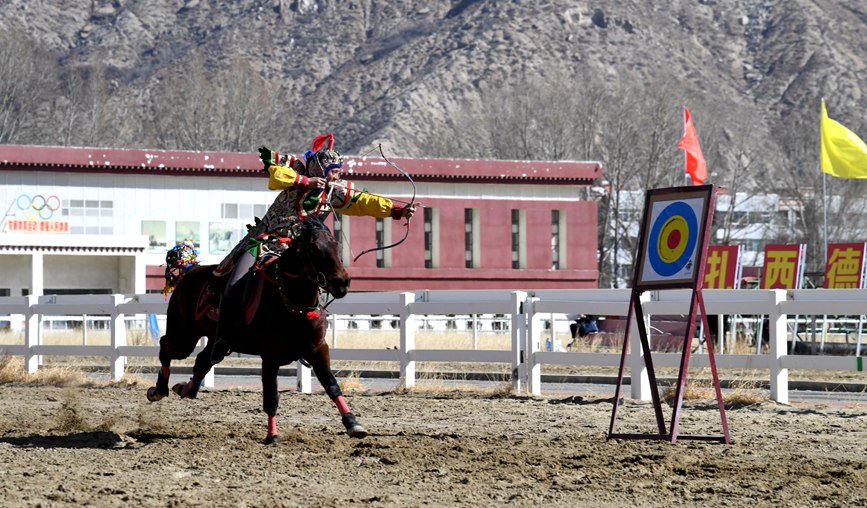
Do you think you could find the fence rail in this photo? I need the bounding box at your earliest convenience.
[1,289,865,404]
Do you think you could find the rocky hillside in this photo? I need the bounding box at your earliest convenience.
[1,0,866,157]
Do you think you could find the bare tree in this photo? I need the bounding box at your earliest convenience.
[0,31,58,144]
[147,54,276,152]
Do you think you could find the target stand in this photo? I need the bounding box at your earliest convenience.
[607,185,730,444]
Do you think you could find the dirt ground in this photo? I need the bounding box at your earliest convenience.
[0,381,865,507]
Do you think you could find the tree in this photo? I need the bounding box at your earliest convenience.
[147,54,276,152]
[0,31,57,144]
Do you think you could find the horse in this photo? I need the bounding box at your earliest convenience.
[146,215,367,444]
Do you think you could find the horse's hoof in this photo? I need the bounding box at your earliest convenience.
[264,434,279,445]
[146,386,165,402]
[172,381,198,399]
[347,425,368,439]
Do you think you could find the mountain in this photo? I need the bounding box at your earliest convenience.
[1,0,866,157]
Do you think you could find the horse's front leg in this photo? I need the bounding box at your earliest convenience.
[307,343,368,439]
[171,339,220,399]
[261,360,280,444]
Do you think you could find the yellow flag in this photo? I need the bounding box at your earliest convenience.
[821,99,867,178]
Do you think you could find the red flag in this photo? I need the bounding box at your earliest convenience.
[678,107,707,185]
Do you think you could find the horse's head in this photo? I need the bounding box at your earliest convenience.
[283,216,351,298]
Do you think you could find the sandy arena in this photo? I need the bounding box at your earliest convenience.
[0,381,865,507]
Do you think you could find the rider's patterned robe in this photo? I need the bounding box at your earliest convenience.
[214,162,398,277]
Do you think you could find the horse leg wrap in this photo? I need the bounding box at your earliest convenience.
[147,365,171,401]
[334,395,350,416]
[267,415,277,437]
[173,376,203,399]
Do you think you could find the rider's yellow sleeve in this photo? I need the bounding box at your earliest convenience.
[338,188,394,218]
[267,164,307,190]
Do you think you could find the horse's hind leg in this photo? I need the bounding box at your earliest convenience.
[147,335,178,401]
[172,341,218,399]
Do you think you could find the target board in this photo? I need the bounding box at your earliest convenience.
[634,186,713,289]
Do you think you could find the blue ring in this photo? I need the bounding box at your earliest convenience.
[647,201,698,277]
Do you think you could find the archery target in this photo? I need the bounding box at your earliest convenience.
[640,197,705,284]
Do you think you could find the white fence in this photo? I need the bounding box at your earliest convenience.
[1,289,866,404]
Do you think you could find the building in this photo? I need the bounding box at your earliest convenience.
[0,144,602,296]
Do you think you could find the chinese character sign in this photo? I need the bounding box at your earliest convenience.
[761,244,806,290]
[824,242,866,289]
[703,245,742,289]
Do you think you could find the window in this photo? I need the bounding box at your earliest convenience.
[551,210,566,270]
[222,202,268,220]
[175,221,201,248]
[424,207,439,269]
[221,203,239,219]
[375,218,385,268]
[511,209,526,269]
[209,221,241,255]
[62,198,113,234]
[142,221,167,251]
[333,214,350,263]
[465,208,480,268]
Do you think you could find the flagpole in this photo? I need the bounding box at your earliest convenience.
[822,169,828,267]
[820,98,828,271]
[683,106,690,186]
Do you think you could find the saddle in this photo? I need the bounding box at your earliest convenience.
[196,269,268,325]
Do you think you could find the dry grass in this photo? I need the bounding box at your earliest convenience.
[338,372,367,394]
[661,370,769,408]
[0,355,91,387]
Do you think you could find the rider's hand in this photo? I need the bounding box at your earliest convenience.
[306,176,327,189]
[403,203,420,219]
[393,203,420,220]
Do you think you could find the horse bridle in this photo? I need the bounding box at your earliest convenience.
[274,221,343,314]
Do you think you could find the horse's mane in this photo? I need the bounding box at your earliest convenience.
[297,215,330,239]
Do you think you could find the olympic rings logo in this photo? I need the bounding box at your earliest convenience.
[16,194,61,220]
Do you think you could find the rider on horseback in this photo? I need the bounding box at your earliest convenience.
[209,133,418,363]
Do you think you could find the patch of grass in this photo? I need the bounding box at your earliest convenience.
[338,372,367,394]
[662,373,769,407]
[0,354,23,383]
[0,354,91,387]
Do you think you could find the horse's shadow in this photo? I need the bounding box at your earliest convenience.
[0,430,176,450]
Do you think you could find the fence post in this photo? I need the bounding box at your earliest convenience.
[23,295,40,374]
[526,297,542,396]
[399,292,416,388]
[630,292,651,401]
[296,360,312,393]
[510,291,528,392]
[768,289,788,404]
[110,295,128,382]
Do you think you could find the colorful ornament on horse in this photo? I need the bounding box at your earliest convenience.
[162,240,199,296]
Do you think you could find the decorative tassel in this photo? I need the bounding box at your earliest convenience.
[306,311,320,321]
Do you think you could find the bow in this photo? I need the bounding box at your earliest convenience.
[353,144,416,262]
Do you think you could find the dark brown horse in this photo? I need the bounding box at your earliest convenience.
[146,216,366,443]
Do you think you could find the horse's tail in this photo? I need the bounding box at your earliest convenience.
[162,241,200,295]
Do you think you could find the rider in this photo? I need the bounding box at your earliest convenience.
[208,133,418,363]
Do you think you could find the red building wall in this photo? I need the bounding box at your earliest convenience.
[342,197,598,290]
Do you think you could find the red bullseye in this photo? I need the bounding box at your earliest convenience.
[667,230,681,250]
